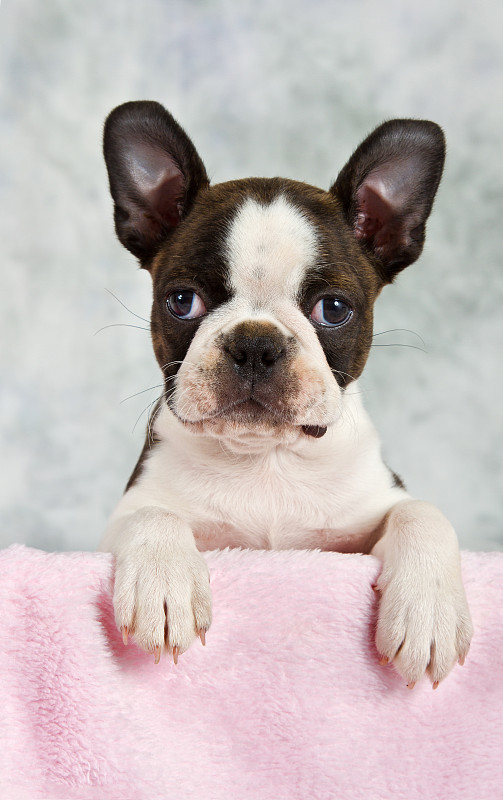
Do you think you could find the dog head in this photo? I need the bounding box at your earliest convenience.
[103,102,444,444]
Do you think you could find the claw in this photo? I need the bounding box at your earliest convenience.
[154,646,162,665]
[407,682,416,690]
[432,681,439,690]
[198,629,206,647]
[458,655,466,667]
[379,656,389,665]
[371,584,380,594]
[172,646,179,665]
[122,627,129,646]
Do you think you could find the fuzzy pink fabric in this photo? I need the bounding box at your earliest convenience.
[0,544,501,800]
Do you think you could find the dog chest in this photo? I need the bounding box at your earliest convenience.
[130,435,395,551]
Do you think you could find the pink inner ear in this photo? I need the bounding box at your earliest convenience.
[145,171,185,229]
[127,143,185,229]
[354,183,395,241]
[354,171,414,259]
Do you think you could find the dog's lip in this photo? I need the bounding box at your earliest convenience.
[169,397,327,433]
[171,397,293,425]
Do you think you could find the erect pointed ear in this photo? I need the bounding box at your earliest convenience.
[330,119,445,282]
[103,101,209,266]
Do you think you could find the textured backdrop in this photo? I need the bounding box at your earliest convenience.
[0,0,502,551]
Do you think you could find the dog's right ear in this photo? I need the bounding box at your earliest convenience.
[103,101,209,266]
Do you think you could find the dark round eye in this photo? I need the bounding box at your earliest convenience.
[167,290,207,320]
[310,297,352,327]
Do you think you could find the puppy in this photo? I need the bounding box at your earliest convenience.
[100,101,472,688]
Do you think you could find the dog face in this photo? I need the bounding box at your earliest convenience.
[148,181,382,442]
[104,103,444,443]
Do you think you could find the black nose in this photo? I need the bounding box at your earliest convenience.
[224,334,285,382]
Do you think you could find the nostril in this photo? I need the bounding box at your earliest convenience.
[234,349,247,365]
[225,344,247,365]
[261,347,284,367]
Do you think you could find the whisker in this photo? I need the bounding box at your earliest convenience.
[105,288,150,324]
[159,360,185,372]
[331,367,359,383]
[370,343,428,354]
[147,394,166,445]
[95,323,150,335]
[120,384,164,404]
[132,395,162,435]
[373,328,427,348]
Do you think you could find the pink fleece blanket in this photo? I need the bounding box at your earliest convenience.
[1,545,501,800]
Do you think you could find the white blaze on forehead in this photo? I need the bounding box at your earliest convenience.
[225,195,318,303]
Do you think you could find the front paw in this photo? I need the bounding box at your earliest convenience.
[113,535,212,663]
[375,568,473,688]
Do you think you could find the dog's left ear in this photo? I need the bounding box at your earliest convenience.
[331,119,445,282]
[103,101,209,266]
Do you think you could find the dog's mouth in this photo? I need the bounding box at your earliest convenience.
[169,395,328,439]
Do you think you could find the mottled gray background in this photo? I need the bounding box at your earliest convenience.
[0,0,501,552]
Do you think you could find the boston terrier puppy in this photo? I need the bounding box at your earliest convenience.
[100,101,472,688]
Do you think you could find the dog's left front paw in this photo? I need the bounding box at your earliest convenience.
[375,567,473,688]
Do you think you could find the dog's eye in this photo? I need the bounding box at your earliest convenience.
[310,297,352,327]
[167,290,207,320]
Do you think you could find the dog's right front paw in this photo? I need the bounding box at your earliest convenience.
[112,536,212,663]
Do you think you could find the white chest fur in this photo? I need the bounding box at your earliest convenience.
[108,389,405,552]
